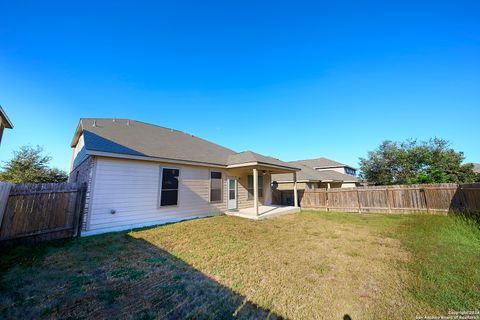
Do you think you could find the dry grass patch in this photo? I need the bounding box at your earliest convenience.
[129,212,431,319]
[2,210,476,319]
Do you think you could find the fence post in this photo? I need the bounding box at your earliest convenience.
[422,188,430,214]
[356,189,361,213]
[326,189,330,212]
[385,188,392,213]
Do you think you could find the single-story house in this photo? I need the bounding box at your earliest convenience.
[272,157,359,190]
[0,105,14,146]
[69,118,301,236]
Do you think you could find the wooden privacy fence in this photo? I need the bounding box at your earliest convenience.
[0,182,86,247]
[275,183,480,215]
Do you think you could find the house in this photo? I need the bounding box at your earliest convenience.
[470,163,480,174]
[294,157,357,176]
[0,106,14,146]
[272,157,359,190]
[69,118,300,236]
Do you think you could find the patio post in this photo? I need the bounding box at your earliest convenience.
[253,168,259,215]
[293,172,299,207]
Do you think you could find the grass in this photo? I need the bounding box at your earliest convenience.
[399,214,480,311]
[0,211,478,319]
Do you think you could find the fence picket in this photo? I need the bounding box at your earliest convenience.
[0,182,87,247]
[274,183,480,216]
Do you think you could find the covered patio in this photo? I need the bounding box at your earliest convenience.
[224,151,301,219]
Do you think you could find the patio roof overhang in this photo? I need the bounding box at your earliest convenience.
[226,161,299,174]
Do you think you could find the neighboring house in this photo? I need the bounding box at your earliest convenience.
[0,106,14,146]
[69,118,300,236]
[294,157,357,176]
[470,163,480,174]
[272,157,359,190]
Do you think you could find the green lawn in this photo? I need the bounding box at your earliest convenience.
[1,211,479,319]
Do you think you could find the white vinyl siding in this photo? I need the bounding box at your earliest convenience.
[87,157,226,233]
[247,175,263,200]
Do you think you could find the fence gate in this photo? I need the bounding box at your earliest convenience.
[0,182,86,247]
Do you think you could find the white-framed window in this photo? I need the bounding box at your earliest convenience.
[159,167,180,207]
[210,171,223,202]
[247,175,263,200]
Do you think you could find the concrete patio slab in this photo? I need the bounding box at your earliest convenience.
[225,205,300,220]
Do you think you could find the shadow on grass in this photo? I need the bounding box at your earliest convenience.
[0,231,284,320]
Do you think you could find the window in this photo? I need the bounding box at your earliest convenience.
[159,168,180,206]
[210,171,222,202]
[247,175,263,200]
[345,168,356,176]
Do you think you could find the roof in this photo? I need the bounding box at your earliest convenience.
[470,163,480,173]
[72,118,297,170]
[227,151,300,170]
[0,106,13,129]
[294,157,355,169]
[272,161,358,183]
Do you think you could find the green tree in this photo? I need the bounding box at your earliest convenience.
[0,145,68,183]
[359,138,477,185]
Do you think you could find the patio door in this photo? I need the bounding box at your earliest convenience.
[227,178,237,210]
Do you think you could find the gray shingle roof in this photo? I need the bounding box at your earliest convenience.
[294,157,353,169]
[316,170,358,182]
[227,151,299,169]
[73,118,297,169]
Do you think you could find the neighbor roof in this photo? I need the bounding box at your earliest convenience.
[294,157,354,169]
[72,118,298,170]
[470,163,480,174]
[272,161,358,183]
[0,106,13,129]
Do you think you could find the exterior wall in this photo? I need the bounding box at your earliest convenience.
[236,172,271,209]
[276,182,309,191]
[318,182,359,188]
[315,166,357,176]
[70,134,87,171]
[319,182,342,188]
[278,181,358,191]
[340,182,358,188]
[316,167,347,174]
[85,157,229,234]
[69,155,92,184]
[69,156,96,231]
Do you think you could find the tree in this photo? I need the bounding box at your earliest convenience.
[0,145,68,183]
[359,138,477,185]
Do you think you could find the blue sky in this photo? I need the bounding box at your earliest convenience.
[1,0,479,172]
